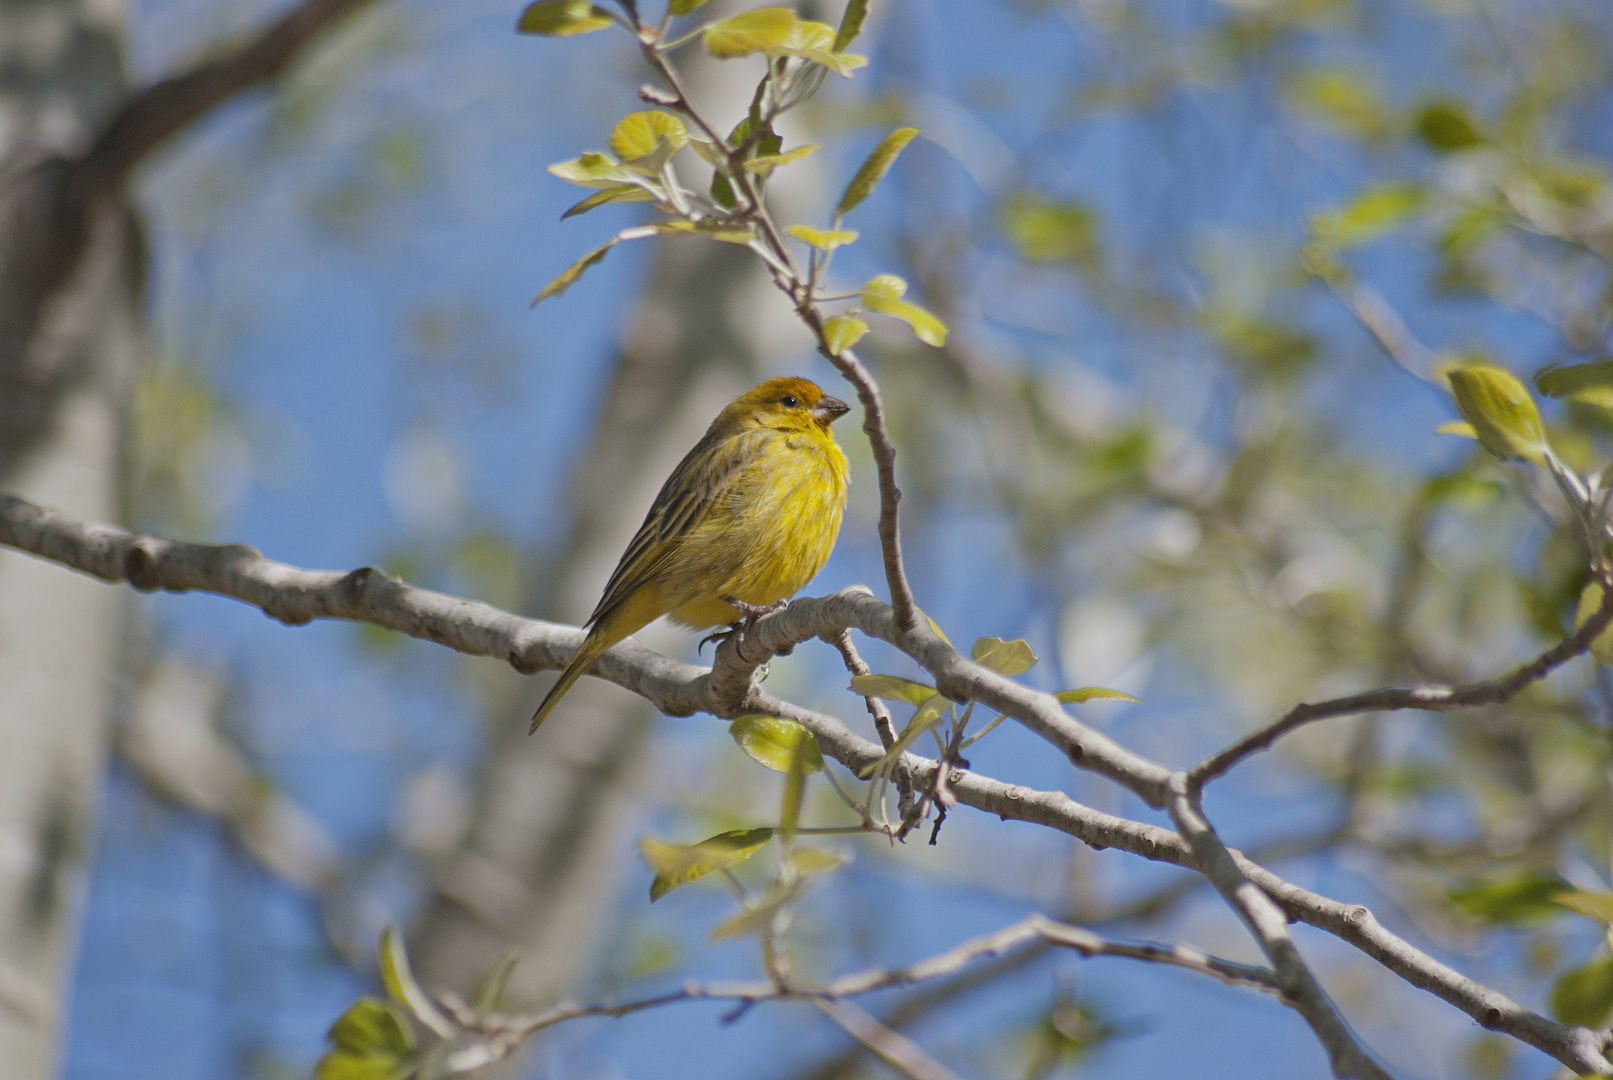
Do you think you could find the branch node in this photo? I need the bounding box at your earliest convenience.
[125,542,160,591]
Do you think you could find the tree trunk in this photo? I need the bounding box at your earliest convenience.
[0,1,135,1073]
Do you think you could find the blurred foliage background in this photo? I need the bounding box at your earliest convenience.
[49,0,1613,1077]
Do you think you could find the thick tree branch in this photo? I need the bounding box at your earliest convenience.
[1166,778,1389,1079]
[5,494,1612,1075]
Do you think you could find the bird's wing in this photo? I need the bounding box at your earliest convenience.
[586,428,766,627]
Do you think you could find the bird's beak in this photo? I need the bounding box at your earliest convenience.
[813,395,851,424]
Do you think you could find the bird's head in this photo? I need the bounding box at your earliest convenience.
[727,376,850,434]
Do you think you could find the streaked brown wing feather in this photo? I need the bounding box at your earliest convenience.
[585,428,765,626]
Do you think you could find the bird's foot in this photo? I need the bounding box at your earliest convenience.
[722,596,790,621]
[697,598,793,662]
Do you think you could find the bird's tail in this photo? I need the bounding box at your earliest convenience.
[529,632,611,733]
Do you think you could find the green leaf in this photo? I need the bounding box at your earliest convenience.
[1284,69,1390,141]
[780,727,811,833]
[787,224,858,251]
[710,170,737,209]
[329,998,415,1057]
[1573,583,1613,667]
[471,949,521,1014]
[609,112,689,162]
[823,315,868,355]
[861,274,948,346]
[1055,687,1141,704]
[971,636,1038,676]
[532,238,621,304]
[517,0,614,35]
[668,0,713,14]
[849,674,937,706]
[548,152,637,188]
[1450,876,1569,924]
[1415,100,1485,153]
[704,7,797,57]
[730,715,824,774]
[1552,889,1613,926]
[380,926,452,1036]
[1313,183,1426,248]
[1536,359,1613,409]
[709,881,801,942]
[744,144,821,172]
[1434,420,1478,440]
[1446,365,1550,466]
[1000,195,1099,267]
[561,185,655,219]
[833,0,868,51]
[314,1055,404,1080]
[641,828,774,900]
[837,128,920,214]
[1550,956,1613,1027]
[859,695,948,778]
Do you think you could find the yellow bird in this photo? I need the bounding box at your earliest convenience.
[530,376,851,732]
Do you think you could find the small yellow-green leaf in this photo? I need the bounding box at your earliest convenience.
[609,112,689,162]
[1446,365,1550,465]
[1573,583,1613,668]
[668,0,713,14]
[797,47,867,76]
[314,1053,403,1080]
[1536,359,1613,409]
[1055,687,1141,705]
[326,998,415,1059]
[1550,956,1613,1028]
[532,238,619,304]
[971,636,1038,676]
[823,315,868,355]
[641,828,773,900]
[730,715,823,774]
[861,276,948,347]
[1000,195,1098,267]
[837,127,920,214]
[780,729,810,833]
[708,881,800,942]
[561,184,655,219]
[849,674,936,706]
[517,0,614,36]
[787,224,859,251]
[1450,876,1569,924]
[1434,421,1478,440]
[548,152,634,188]
[1313,182,1426,249]
[1415,100,1485,153]
[784,18,834,51]
[859,695,947,778]
[790,847,850,877]
[1552,890,1613,926]
[918,609,953,646]
[743,144,820,172]
[704,7,797,57]
[833,0,869,51]
[380,926,452,1036]
[471,949,521,1014]
[1284,68,1390,141]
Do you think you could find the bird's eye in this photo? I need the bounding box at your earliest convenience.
[781,394,799,408]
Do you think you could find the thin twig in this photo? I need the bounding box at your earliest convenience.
[1188,583,1613,793]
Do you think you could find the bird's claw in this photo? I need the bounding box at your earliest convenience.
[698,598,792,662]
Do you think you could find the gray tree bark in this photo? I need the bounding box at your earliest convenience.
[0,1,134,1073]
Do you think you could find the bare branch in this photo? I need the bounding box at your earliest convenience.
[1166,777,1389,1080]
[1188,587,1613,792]
[815,1000,967,1080]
